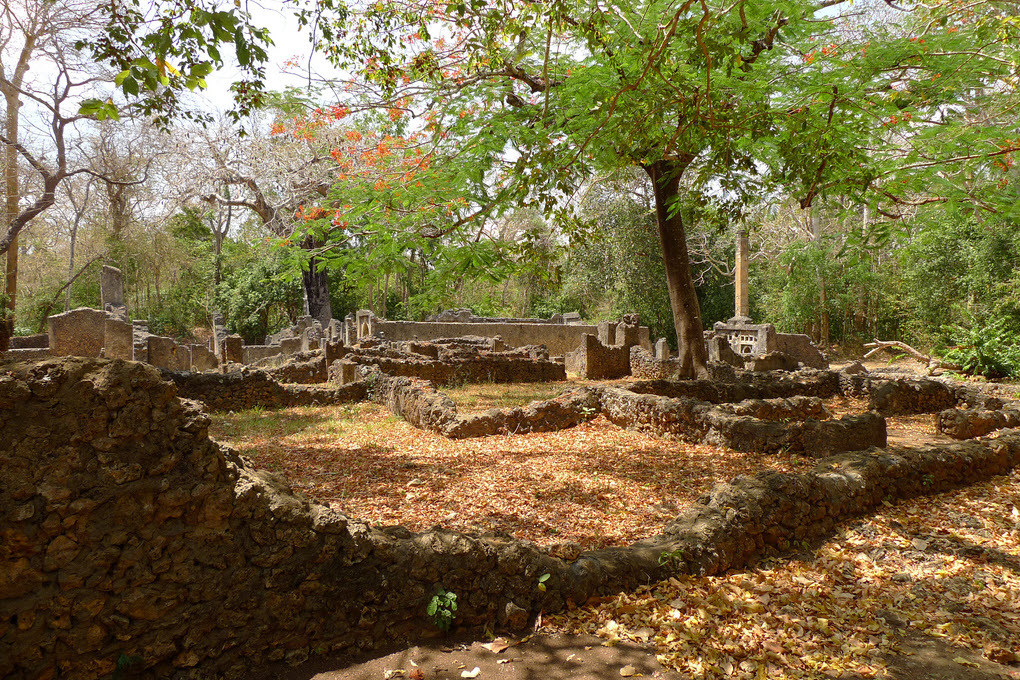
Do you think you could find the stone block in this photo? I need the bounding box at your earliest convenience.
[338,361,360,385]
[708,335,745,367]
[654,338,670,360]
[104,318,134,360]
[597,321,616,347]
[148,336,192,371]
[280,337,303,355]
[223,335,243,365]
[775,333,828,369]
[47,308,106,357]
[746,352,799,372]
[325,341,347,367]
[191,345,219,372]
[565,334,630,379]
[615,321,640,349]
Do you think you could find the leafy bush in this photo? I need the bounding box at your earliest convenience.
[941,318,1020,379]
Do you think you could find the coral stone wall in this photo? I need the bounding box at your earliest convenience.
[163,368,367,411]
[3,358,1020,680]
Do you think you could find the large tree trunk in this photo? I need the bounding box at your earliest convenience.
[644,160,710,379]
[301,236,333,327]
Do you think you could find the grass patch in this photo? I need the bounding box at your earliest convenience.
[443,380,579,412]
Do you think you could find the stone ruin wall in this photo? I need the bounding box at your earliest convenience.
[4,358,1020,680]
[367,319,651,358]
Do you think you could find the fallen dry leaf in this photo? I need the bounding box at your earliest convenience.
[460,667,481,678]
[480,638,510,654]
[619,664,638,677]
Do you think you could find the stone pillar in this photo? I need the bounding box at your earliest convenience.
[100,266,127,320]
[730,229,751,324]
[104,318,134,360]
[654,338,669,360]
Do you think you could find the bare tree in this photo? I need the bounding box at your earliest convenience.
[0,0,110,343]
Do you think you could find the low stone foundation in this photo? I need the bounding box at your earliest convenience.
[598,387,887,456]
[938,407,1020,440]
[164,368,367,411]
[376,372,887,455]
[2,358,1019,680]
[370,374,601,439]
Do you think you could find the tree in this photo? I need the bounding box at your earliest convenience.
[297,0,1019,377]
[1,0,112,343]
[193,113,352,326]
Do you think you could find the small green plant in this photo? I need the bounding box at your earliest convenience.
[922,473,935,487]
[112,653,143,680]
[427,588,458,631]
[658,548,685,567]
[537,573,551,592]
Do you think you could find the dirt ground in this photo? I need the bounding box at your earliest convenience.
[226,358,1019,680]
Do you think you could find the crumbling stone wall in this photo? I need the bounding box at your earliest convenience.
[328,340,566,387]
[564,334,631,379]
[597,387,886,456]
[3,358,1020,680]
[262,350,329,384]
[619,369,842,403]
[164,367,367,411]
[629,347,679,380]
[370,374,601,439]
[937,407,1020,440]
[375,372,885,455]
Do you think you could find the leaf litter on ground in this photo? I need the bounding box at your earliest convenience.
[209,384,1020,678]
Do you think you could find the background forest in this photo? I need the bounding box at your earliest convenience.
[3,0,1019,369]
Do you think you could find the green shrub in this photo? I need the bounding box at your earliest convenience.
[941,318,1020,379]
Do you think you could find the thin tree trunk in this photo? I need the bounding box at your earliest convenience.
[644,159,709,380]
[807,207,829,345]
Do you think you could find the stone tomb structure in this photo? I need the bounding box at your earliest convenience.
[704,229,828,370]
[4,357,1020,680]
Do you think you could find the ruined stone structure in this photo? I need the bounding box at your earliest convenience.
[346,309,652,358]
[564,333,632,379]
[327,338,566,387]
[99,265,127,320]
[703,230,828,370]
[375,367,886,454]
[3,357,1020,679]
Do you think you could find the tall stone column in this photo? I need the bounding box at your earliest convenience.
[729,229,751,324]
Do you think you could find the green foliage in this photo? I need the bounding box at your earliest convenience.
[942,318,1020,380]
[426,588,458,632]
[217,251,303,344]
[898,216,1020,347]
[82,1,273,126]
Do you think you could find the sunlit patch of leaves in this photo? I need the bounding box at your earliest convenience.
[208,391,816,548]
[546,470,1020,679]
